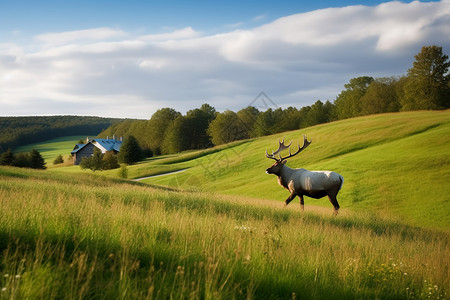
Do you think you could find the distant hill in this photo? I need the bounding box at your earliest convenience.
[0,116,127,153]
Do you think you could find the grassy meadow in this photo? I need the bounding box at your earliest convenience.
[121,110,450,230]
[1,110,449,299]
[15,136,86,165]
[0,166,449,299]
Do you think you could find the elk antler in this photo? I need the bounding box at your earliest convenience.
[265,135,312,161]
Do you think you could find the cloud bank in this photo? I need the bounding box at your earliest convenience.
[1,1,449,118]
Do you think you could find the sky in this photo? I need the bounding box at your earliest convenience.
[1,0,449,119]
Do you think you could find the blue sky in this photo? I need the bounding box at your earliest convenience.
[1,0,409,35]
[0,0,449,118]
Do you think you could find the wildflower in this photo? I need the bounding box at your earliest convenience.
[15,275,20,278]
[1,287,6,292]
[235,225,256,232]
[404,272,408,276]
[3,274,8,278]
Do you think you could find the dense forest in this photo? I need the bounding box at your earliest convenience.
[99,45,450,155]
[0,116,125,153]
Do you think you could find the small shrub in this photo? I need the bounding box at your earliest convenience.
[53,154,64,165]
[103,151,120,170]
[118,164,128,179]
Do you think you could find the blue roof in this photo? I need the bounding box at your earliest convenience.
[92,139,122,152]
[71,139,123,154]
[71,143,86,154]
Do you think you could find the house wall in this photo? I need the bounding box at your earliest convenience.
[73,143,95,165]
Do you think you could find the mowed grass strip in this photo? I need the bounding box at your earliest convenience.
[14,135,86,165]
[0,167,448,299]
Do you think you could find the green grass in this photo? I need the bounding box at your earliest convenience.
[13,111,450,229]
[0,166,448,299]
[4,110,448,297]
[15,135,86,165]
[127,110,450,230]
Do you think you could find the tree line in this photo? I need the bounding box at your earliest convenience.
[0,148,46,169]
[99,45,449,155]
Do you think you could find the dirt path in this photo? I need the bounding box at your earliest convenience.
[132,169,187,181]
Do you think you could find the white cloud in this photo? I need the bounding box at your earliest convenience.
[139,27,201,41]
[35,27,127,46]
[224,22,245,29]
[252,14,267,22]
[1,1,449,118]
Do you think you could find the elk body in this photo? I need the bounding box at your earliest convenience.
[265,135,344,215]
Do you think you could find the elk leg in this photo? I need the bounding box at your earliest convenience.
[298,195,304,211]
[327,194,340,216]
[285,192,297,206]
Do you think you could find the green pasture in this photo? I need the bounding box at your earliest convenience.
[15,135,86,164]
[13,111,450,229]
[124,110,450,230]
[1,110,449,298]
[0,166,448,299]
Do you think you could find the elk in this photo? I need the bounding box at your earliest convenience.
[265,135,344,215]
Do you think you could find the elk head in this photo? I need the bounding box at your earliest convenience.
[265,135,311,175]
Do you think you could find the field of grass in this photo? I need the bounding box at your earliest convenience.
[15,136,86,165]
[124,110,450,230]
[12,111,449,230]
[1,166,449,299]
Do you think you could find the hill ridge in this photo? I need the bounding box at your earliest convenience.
[323,120,448,161]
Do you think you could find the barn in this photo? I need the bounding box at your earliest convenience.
[71,138,123,165]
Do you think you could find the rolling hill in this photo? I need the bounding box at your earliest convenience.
[11,110,450,229]
[119,110,450,230]
[1,148,448,299]
[1,110,449,298]
[0,115,126,153]
[14,135,87,164]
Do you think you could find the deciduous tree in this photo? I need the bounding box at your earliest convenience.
[399,45,450,110]
[162,116,188,154]
[103,151,120,170]
[13,153,31,168]
[335,76,374,119]
[146,108,181,154]
[360,77,400,115]
[237,106,260,139]
[80,148,104,172]
[207,110,247,145]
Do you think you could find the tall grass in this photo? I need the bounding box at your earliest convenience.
[1,167,448,299]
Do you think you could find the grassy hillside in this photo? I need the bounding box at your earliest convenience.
[0,116,125,153]
[122,110,450,230]
[0,166,448,299]
[15,135,86,164]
